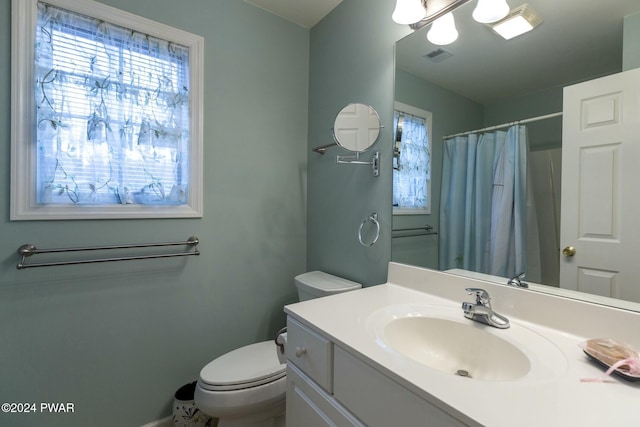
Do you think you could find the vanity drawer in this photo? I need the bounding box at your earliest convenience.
[286,317,333,392]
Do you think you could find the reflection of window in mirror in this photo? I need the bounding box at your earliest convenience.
[393,102,432,215]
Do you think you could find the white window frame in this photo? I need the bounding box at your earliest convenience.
[10,0,204,220]
[393,101,432,215]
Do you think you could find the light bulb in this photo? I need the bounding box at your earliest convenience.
[392,0,426,25]
[427,13,458,46]
[472,0,510,24]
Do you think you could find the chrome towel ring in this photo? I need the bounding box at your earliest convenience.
[358,213,380,247]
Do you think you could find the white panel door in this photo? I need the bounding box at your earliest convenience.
[560,67,640,302]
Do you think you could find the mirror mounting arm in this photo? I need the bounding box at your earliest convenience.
[337,151,380,177]
[312,142,338,154]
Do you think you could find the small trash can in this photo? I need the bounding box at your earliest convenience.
[172,381,215,427]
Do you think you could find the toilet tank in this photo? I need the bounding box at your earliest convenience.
[294,271,362,301]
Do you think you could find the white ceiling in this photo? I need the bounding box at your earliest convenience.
[244,0,344,28]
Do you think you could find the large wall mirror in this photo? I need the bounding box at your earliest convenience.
[392,0,640,309]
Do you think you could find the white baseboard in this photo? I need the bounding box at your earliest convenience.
[140,416,172,427]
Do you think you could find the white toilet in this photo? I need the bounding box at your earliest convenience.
[194,271,361,427]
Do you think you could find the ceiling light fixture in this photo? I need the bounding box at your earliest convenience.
[488,3,542,40]
[427,12,459,46]
[392,0,427,25]
[472,0,510,24]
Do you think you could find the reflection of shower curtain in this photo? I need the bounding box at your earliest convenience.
[439,125,529,278]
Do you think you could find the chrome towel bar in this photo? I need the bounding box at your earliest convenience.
[391,225,438,239]
[16,236,199,270]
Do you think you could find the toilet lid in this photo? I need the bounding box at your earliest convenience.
[199,340,286,391]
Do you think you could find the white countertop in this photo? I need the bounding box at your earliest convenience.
[285,263,640,427]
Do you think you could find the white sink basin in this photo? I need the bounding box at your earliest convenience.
[368,304,567,382]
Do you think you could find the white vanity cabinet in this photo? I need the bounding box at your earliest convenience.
[285,263,640,426]
[286,317,469,427]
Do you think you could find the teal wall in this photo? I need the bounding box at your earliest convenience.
[484,86,563,151]
[0,1,308,426]
[623,12,640,71]
[306,0,409,286]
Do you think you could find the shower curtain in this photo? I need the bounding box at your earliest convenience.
[439,125,529,279]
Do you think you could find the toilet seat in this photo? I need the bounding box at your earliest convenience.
[199,341,286,392]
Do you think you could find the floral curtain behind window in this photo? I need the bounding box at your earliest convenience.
[393,112,430,209]
[35,2,190,205]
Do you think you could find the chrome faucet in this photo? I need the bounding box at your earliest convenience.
[462,288,510,329]
[507,272,528,288]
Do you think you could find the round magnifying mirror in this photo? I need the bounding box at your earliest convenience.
[332,103,381,152]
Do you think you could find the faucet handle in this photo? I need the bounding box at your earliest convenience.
[465,288,490,305]
[508,272,528,288]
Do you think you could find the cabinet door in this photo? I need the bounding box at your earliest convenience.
[287,364,364,427]
[333,346,470,427]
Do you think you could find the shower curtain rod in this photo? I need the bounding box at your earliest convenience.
[443,112,563,140]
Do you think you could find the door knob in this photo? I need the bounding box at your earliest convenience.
[562,246,576,257]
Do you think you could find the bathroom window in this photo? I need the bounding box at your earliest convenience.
[393,102,432,214]
[10,0,204,219]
